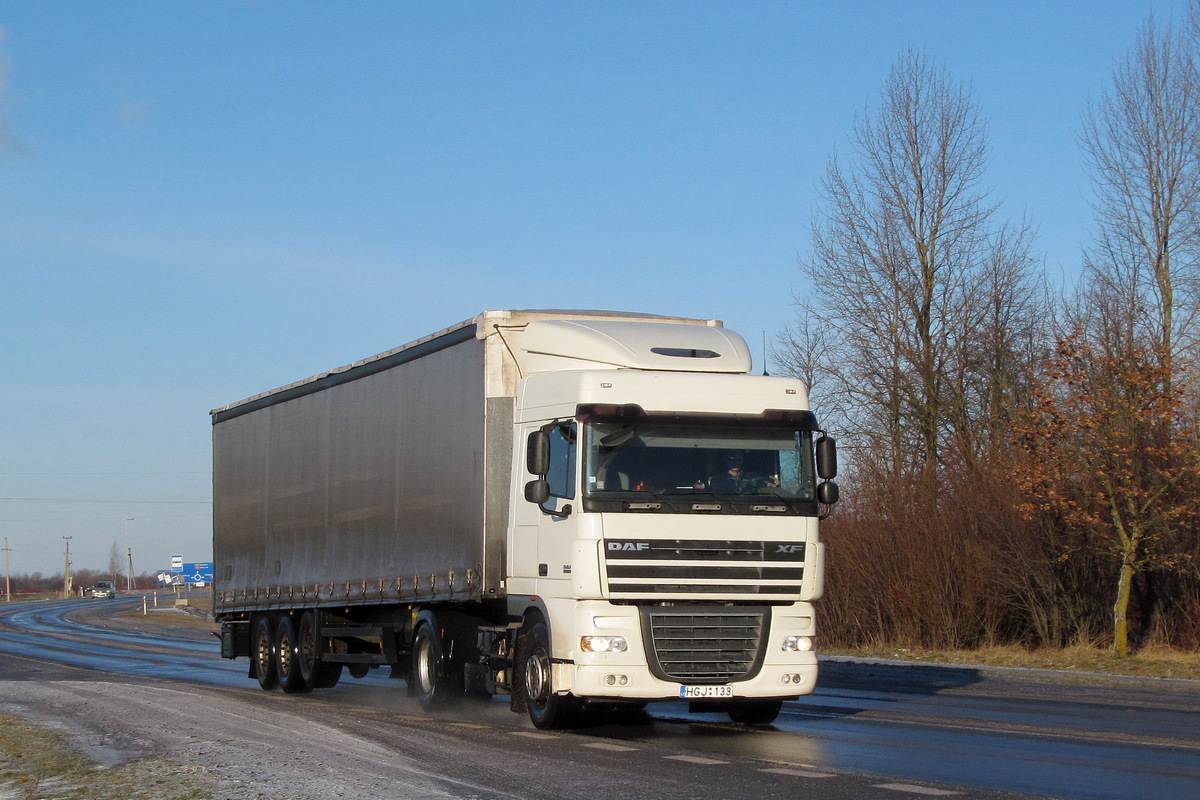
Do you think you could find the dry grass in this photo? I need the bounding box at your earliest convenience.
[117,606,218,632]
[113,592,218,631]
[828,643,1200,681]
[0,714,217,800]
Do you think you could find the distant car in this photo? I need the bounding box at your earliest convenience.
[92,581,116,599]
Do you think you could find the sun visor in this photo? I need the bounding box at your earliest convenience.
[521,319,753,373]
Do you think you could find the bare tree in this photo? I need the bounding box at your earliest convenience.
[108,541,124,584]
[950,220,1045,465]
[1016,8,1200,657]
[785,48,1039,481]
[1079,11,1200,399]
[781,49,1046,650]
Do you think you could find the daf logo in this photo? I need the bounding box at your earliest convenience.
[608,542,651,552]
[775,544,805,554]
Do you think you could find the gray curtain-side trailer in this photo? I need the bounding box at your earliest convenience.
[212,317,508,613]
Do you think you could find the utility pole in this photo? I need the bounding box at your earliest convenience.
[124,518,134,590]
[62,536,72,599]
[3,537,10,602]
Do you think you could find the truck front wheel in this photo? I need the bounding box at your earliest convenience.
[522,622,579,730]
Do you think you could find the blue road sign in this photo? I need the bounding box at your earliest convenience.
[180,562,214,584]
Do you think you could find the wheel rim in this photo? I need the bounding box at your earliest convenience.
[525,644,550,710]
[278,630,293,678]
[299,623,316,674]
[255,626,272,674]
[416,634,435,695]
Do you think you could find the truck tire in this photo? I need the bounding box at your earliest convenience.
[411,620,460,710]
[297,610,341,689]
[253,616,277,690]
[275,615,309,694]
[727,699,783,725]
[522,622,579,730]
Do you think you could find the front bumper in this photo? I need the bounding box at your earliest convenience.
[565,660,817,701]
[554,600,819,701]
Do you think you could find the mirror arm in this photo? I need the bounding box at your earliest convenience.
[541,502,572,519]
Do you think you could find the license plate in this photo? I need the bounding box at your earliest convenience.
[680,685,733,699]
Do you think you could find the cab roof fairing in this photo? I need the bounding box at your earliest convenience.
[519,319,754,375]
[513,369,814,425]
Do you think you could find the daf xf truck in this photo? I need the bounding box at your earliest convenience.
[212,309,838,728]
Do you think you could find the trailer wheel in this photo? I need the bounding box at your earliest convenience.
[297,611,341,689]
[253,616,277,690]
[275,615,309,694]
[411,621,458,710]
[727,699,783,725]
[522,622,579,730]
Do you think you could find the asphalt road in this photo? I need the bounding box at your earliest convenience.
[2,595,1199,800]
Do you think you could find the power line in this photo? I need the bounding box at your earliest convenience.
[0,497,210,504]
[0,471,209,476]
[0,513,208,523]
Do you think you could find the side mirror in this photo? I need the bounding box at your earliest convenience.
[817,480,839,506]
[816,435,837,480]
[527,430,550,476]
[524,478,570,518]
[525,479,550,505]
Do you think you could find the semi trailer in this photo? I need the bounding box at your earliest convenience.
[212,309,838,728]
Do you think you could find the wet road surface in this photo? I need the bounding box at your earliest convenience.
[2,595,1199,799]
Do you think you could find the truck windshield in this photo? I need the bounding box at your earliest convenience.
[583,421,817,508]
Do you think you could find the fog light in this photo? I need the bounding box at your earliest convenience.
[781,673,804,685]
[581,635,628,653]
[603,674,628,686]
[783,635,815,652]
[617,674,628,686]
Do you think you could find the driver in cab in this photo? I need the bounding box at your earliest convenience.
[705,453,778,493]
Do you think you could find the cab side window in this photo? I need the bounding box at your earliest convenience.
[547,422,577,499]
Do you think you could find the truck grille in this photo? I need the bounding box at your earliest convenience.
[642,607,768,683]
[603,539,805,600]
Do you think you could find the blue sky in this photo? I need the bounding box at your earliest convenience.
[0,1,1188,576]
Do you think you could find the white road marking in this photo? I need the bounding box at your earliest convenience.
[874,783,960,796]
[761,767,837,778]
[664,755,729,765]
[582,742,639,752]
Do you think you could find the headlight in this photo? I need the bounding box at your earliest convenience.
[782,635,815,652]
[581,635,628,653]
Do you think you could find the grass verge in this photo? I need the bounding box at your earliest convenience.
[827,643,1200,681]
[0,714,217,800]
